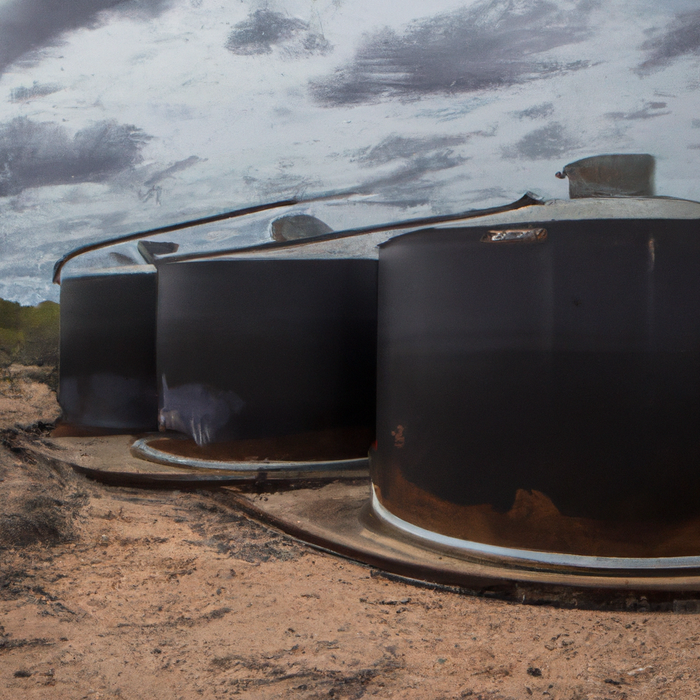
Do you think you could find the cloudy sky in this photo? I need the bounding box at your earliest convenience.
[0,0,699,303]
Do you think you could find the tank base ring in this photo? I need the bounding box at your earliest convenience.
[33,435,700,601]
[131,436,369,481]
[370,490,700,574]
[221,481,700,598]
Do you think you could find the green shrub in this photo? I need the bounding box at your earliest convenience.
[0,299,59,368]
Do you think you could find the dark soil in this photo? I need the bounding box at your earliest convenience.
[0,426,86,550]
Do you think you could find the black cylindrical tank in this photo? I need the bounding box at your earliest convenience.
[59,268,158,431]
[156,257,377,448]
[372,216,700,563]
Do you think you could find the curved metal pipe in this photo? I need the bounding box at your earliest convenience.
[163,192,544,265]
[53,190,366,283]
[54,192,544,282]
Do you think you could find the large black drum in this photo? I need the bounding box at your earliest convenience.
[59,269,158,431]
[156,257,377,449]
[371,216,700,564]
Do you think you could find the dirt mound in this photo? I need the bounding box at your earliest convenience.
[0,494,75,549]
[0,426,86,550]
[0,364,61,431]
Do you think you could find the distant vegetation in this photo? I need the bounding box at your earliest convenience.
[0,298,59,368]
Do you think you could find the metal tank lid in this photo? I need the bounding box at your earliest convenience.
[213,196,700,261]
[428,196,700,230]
[377,195,700,252]
[60,262,156,279]
[162,193,544,264]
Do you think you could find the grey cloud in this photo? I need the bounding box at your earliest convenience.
[639,9,700,72]
[502,122,580,160]
[462,186,512,202]
[0,118,150,197]
[605,101,670,120]
[692,119,700,128]
[311,0,594,106]
[0,0,173,75]
[354,150,468,207]
[340,132,470,205]
[513,102,555,120]
[10,82,62,103]
[247,133,469,207]
[138,155,203,203]
[143,156,202,188]
[242,170,321,200]
[225,9,330,57]
[352,134,468,167]
[415,97,495,122]
[56,210,129,235]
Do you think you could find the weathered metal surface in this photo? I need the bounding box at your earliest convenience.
[371,488,700,572]
[372,216,700,561]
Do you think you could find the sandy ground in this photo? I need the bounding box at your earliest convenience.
[1,369,700,699]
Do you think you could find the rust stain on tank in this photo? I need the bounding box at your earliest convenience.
[481,228,547,243]
[391,425,405,448]
[373,461,700,559]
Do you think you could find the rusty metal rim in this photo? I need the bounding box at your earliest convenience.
[131,436,369,477]
[370,488,700,572]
